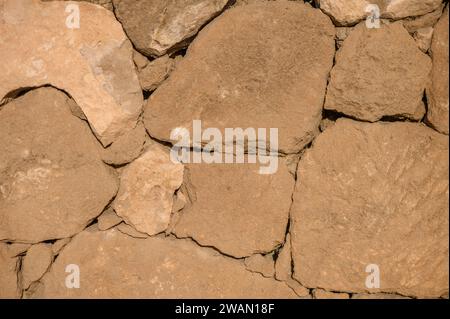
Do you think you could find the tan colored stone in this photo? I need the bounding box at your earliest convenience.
[0,244,20,298]
[112,0,229,57]
[173,157,294,258]
[51,238,71,255]
[0,0,143,146]
[101,122,147,166]
[144,2,335,154]
[116,223,149,239]
[427,7,449,134]
[6,243,31,257]
[98,208,123,231]
[133,50,149,70]
[352,293,411,299]
[275,234,292,282]
[22,243,53,289]
[291,119,449,298]
[414,27,434,52]
[42,0,113,10]
[384,0,444,20]
[138,55,176,91]
[313,289,350,299]
[335,26,354,48]
[0,88,118,243]
[325,22,431,121]
[113,144,184,236]
[245,254,275,278]
[319,0,371,26]
[31,228,297,298]
[402,4,444,33]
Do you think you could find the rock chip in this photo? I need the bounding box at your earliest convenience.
[325,22,431,122]
[173,157,294,258]
[112,0,229,57]
[31,228,296,298]
[426,7,449,134]
[22,243,53,289]
[291,119,449,298]
[0,88,118,243]
[402,4,444,33]
[116,223,149,239]
[245,254,275,278]
[319,0,371,26]
[0,0,143,146]
[275,234,292,282]
[97,208,123,231]
[6,243,31,257]
[113,144,184,236]
[51,238,71,255]
[414,27,434,52]
[138,55,176,92]
[0,244,20,298]
[144,2,335,154]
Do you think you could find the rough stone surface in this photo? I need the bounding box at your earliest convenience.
[138,55,176,92]
[414,27,434,52]
[116,223,149,239]
[275,234,292,282]
[0,88,118,243]
[245,254,275,278]
[31,228,297,298]
[319,0,371,26]
[313,289,350,299]
[21,243,53,289]
[291,119,449,298]
[113,144,184,236]
[402,4,444,33]
[101,122,148,166]
[352,293,411,299]
[6,243,31,257]
[426,7,449,134]
[0,244,20,298]
[144,2,335,154]
[51,238,71,255]
[383,0,444,20]
[325,22,431,122]
[42,0,113,11]
[0,0,143,146]
[112,0,229,57]
[173,157,294,258]
[98,208,123,231]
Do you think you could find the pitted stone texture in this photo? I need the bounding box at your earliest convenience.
[21,243,53,289]
[291,119,449,298]
[427,7,449,134]
[325,22,431,122]
[144,2,335,154]
[0,88,118,243]
[0,0,143,146]
[0,244,20,298]
[112,0,229,57]
[31,228,297,298]
[173,157,294,258]
[113,144,184,236]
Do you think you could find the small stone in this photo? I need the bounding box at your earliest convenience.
[116,223,149,239]
[98,208,123,231]
[402,4,444,33]
[113,144,184,236]
[426,7,449,134]
[133,50,149,70]
[245,254,275,278]
[0,244,20,298]
[22,243,53,290]
[286,279,310,297]
[335,26,353,48]
[313,289,350,299]
[319,118,336,132]
[0,0,143,146]
[6,243,31,257]
[319,0,370,26]
[51,238,71,255]
[138,55,176,91]
[325,22,431,122]
[172,191,187,213]
[112,0,229,57]
[352,293,411,299]
[414,27,434,52]
[275,234,292,282]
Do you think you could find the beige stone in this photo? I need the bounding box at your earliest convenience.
[0,0,143,146]
[291,119,449,298]
[414,27,434,52]
[144,2,335,154]
[112,0,229,57]
[0,88,118,243]
[22,243,53,289]
[319,0,371,26]
[138,55,176,91]
[116,223,149,239]
[113,144,184,236]
[173,157,294,258]
[313,289,350,299]
[51,238,71,255]
[275,234,292,282]
[245,254,275,278]
[384,0,444,20]
[325,22,431,121]
[352,293,411,299]
[42,0,113,11]
[31,228,297,298]
[6,243,31,257]
[0,244,20,298]
[402,4,444,33]
[98,208,123,231]
[427,7,449,134]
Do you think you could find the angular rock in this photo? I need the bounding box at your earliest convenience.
[402,4,444,33]
[275,234,292,282]
[116,223,149,239]
[325,22,431,122]
[0,0,143,146]
[426,7,449,134]
[319,0,371,26]
[138,55,176,92]
[144,2,335,154]
[384,0,444,20]
[6,243,31,258]
[51,238,71,255]
[414,27,434,52]
[0,244,20,298]
[113,144,184,236]
[31,228,296,298]
[22,243,53,289]
[98,208,123,231]
[101,122,147,166]
[112,0,229,57]
[0,88,118,243]
[291,119,449,298]
[313,289,350,299]
[173,157,294,258]
[245,254,275,278]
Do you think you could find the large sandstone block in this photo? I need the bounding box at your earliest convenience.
[0,0,143,146]
[144,2,335,154]
[291,119,449,298]
[0,244,20,299]
[0,88,118,243]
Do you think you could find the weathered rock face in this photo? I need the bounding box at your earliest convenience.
[402,4,444,33]
[0,88,118,243]
[413,27,434,52]
[383,0,444,20]
[0,244,20,298]
[325,22,431,122]
[144,2,335,154]
[42,0,113,11]
[173,157,294,258]
[113,144,184,236]
[291,119,449,298]
[137,55,176,92]
[31,228,297,298]
[112,0,229,57]
[319,0,371,26]
[0,0,143,146]
[427,7,449,134]
[21,243,53,289]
